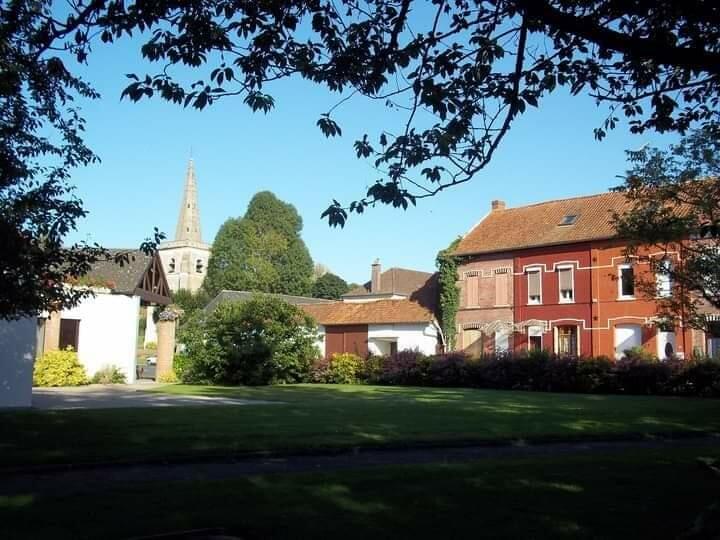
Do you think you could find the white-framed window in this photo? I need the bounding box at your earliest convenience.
[557,266,574,303]
[527,268,542,305]
[618,264,635,299]
[655,259,672,298]
[168,258,176,273]
[528,325,543,351]
[555,325,579,356]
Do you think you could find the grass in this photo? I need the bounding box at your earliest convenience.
[2,447,719,539]
[2,384,720,467]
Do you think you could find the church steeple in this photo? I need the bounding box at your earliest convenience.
[175,159,202,242]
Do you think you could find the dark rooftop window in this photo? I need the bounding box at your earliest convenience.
[559,214,579,226]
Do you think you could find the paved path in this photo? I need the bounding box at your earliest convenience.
[3,436,719,497]
[32,384,279,410]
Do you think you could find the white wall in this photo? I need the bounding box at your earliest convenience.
[314,325,325,357]
[0,318,37,407]
[62,293,140,383]
[144,306,158,346]
[367,323,438,356]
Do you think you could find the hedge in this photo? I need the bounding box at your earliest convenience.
[309,350,720,397]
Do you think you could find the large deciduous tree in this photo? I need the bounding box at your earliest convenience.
[3,1,719,316]
[204,191,314,296]
[312,272,349,299]
[614,123,720,331]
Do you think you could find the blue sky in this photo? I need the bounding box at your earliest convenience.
[65,35,678,285]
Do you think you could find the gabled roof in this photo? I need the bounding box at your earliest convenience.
[343,267,435,298]
[205,290,334,313]
[78,250,171,304]
[454,191,631,256]
[302,299,436,326]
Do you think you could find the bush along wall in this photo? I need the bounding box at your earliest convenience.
[309,350,720,397]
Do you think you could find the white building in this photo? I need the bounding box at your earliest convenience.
[158,159,211,294]
[36,251,172,384]
[303,261,441,357]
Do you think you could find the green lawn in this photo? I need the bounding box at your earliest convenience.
[2,448,719,539]
[2,384,720,467]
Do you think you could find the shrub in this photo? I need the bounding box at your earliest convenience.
[144,341,157,350]
[157,371,179,384]
[311,353,363,384]
[426,352,469,387]
[90,365,126,384]
[668,360,720,397]
[362,355,385,384]
[33,348,88,387]
[379,349,430,385]
[614,357,673,395]
[177,295,318,385]
[622,346,657,363]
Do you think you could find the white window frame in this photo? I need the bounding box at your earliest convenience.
[554,325,581,356]
[655,259,672,298]
[618,264,635,300]
[527,325,544,351]
[527,267,542,305]
[557,265,575,304]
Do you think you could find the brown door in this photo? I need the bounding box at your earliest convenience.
[325,325,368,357]
[59,319,80,350]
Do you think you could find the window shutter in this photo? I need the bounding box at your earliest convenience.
[466,275,479,306]
[558,268,572,291]
[528,271,540,297]
[495,271,508,305]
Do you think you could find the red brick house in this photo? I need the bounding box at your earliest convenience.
[454,193,707,359]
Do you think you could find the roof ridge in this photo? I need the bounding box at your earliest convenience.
[499,190,624,212]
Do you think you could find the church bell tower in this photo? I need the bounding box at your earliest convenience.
[157,159,211,293]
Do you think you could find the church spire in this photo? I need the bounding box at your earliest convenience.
[175,159,202,242]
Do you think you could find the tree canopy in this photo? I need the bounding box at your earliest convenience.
[312,272,350,299]
[2,0,719,316]
[204,191,314,296]
[614,124,720,330]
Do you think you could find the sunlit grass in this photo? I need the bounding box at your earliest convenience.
[1,384,719,467]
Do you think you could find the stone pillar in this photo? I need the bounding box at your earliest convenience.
[144,306,158,346]
[43,311,61,352]
[156,319,176,380]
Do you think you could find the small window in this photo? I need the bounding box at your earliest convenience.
[528,325,543,351]
[558,267,574,303]
[619,265,635,298]
[527,269,542,304]
[195,259,204,273]
[559,214,578,226]
[168,258,176,273]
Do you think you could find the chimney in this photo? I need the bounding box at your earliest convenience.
[491,199,506,212]
[371,259,381,293]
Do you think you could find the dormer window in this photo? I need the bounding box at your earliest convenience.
[559,214,578,226]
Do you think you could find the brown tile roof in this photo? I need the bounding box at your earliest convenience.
[455,192,632,256]
[302,299,436,326]
[343,267,435,298]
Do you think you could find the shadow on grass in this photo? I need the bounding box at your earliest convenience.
[1,450,719,540]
